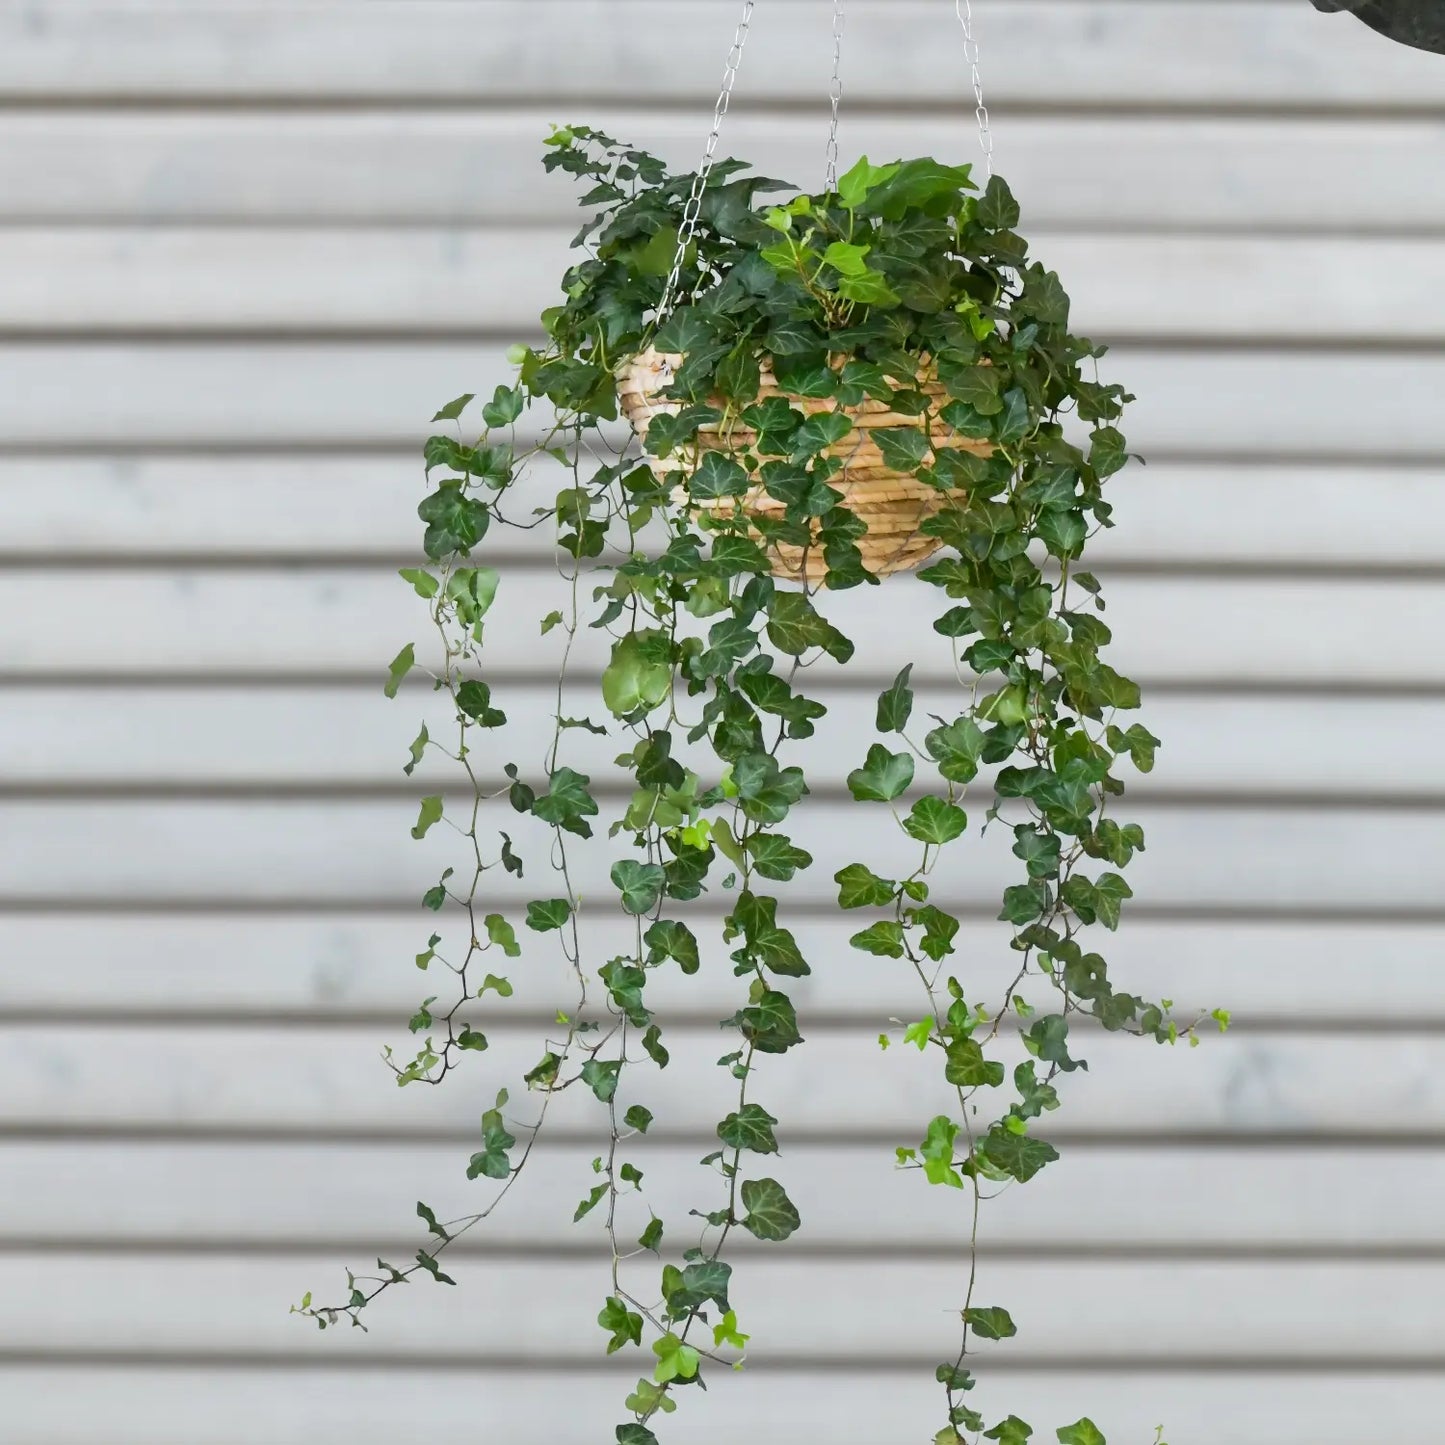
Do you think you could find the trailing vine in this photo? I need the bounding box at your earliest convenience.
[296,126,1227,1445]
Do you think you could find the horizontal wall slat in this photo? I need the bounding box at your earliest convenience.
[1,913,1439,1022]
[4,456,1440,566]
[5,686,1439,800]
[5,1253,1441,1363]
[3,228,1442,342]
[6,1138,1437,1250]
[0,797,1440,908]
[3,344,1439,458]
[2,566,1443,684]
[4,1365,1439,1445]
[4,2,1441,108]
[1,112,1442,228]
[2,1022,1437,1137]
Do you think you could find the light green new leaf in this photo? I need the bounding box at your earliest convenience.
[1056,1422,1106,1445]
[384,643,415,699]
[964,1306,1017,1341]
[483,913,521,958]
[411,795,443,840]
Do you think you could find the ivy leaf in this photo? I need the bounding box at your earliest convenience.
[847,744,914,802]
[964,1306,1017,1342]
[624,1104,654,1134]
[994,387,1032,443]
[976,174,1022,230]
[717,1103,780,1154]
[912,904,960,961]
[875,665,914,732]
[418,483,490,559]
[531,766,599,839]
[617,1425,659,1445]
[398,566,439,599]
[1012,825,1062,880]
[483,913,521,958]
[836,155,901,209]
[739,1177,801,1241]
[945,1038,1006,1088]
[746,833,813,882]
[611,860,666,916]
[456,679,507,728]
[873,426,932,472]
[581,1058,623,1103]
[788,411,853,461]
[666,1259,732,1313]
[690,450,752,500]
[850,920,906,958]
[835,862,897,909]
[598,1296,644,1354]
[729,988,803,1054]
[924,715,985,783]
[602,633,672,717]
[1056,1423,1107,1445]
[431,393,474,422]
[984,1418,1033,1444]
[411,795,443,840]
[480,383,525,428]
[730,893,810,977]
[466,1111,516,1180]
[766,592,854,662]
[903,796,968,845]
[982,1127,1059,1183]
[384,643,415,700]
[525,898,571,932]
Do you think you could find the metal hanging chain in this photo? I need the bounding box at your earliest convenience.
[824,0,846,191]
[954,0,994,178]
[656,0,757,324]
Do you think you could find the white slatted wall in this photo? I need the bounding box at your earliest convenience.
[1,3,1443,1440]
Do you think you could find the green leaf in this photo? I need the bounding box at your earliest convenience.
[398,566,439,599]
[766,592,854,662]
[875,665,914,732]
[581,1058,623,1103]
[942,363,1002,414]
[730,892,810,977]
[666,1258,732,1313]
[994,387,1032,443]
[411,795,443,840]
[985,1418,1034,1443]
[466,1111,516,1181]
[739,1177,801,1241]
[690,450,752,500]
[976,174,1022,230]
[903,796,968,845]
[860,157,975,220]
[481,383,525,428]
[964,1306,1017,1341]
[611,859,666,916]
[982,1127,1059,1183]
[1056,1422,1106,1445]
[718,1103,780,1154]
[532,765,599,838]
[924,715,985,783]
[598,1296,644,1354]
[847,744,914,802]
[835,862,897,909]
[821,240,873,277]
[945,1037,1006,1088]
[416,1201,450,1239]
[624,1104,654,1134]
[418,483,490,558]
[602,633,672,717]
[729,988,803,1054]
[432,393,474,422]
[617,1425,659,1445]
[483,913,521,958]
[788,410,853,461]
[850,920,906,958]
[456,679,506,728]
[873,426,932,472]
[652,1332,701,1384]
[746,833,813,882]
[836,268,902,307]
[384,643,415,699]
[525,898,571,932]
[836,155,901,209]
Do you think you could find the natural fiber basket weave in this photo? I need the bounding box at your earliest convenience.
[616,348,991,584]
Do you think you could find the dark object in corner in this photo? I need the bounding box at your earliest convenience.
[1310,0,1445,55]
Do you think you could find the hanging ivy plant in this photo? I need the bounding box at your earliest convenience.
[296,125,1227,1445]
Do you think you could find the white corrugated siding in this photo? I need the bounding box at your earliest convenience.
[1,3,1443,1440]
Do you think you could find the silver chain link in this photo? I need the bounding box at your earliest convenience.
[656,0,756,323]
[824,0,845,190]
[954,0,994,178]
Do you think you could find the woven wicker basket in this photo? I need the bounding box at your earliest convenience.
[616,348,991,584]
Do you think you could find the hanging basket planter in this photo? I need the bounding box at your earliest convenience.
[617,347,993,583]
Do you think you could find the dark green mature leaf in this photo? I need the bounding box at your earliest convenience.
[789,411,853,461]
[975,174,1022,230]
[384,644,415,700]
[861,157,975,220]
[740,1177,801,1241]
[690,450,751,500]
[666,1258,732,1312]
[982,1127,1059,1183]
[730,988,803,1053]
[986,1416,1033,1443]
[525,898,571,932]
[730,892,810,977]
[847,744,914,802]
[456,679,506,728]
[850,920,906,958]
[925,715,985,782]
[873,426,932,472]
[876,665,914,732]
[718,1103,780,1154]
[835,862,897,909]
[746,833,813,882]
[611,860,666,915]
[945,1038,1005,1088]
[432,393,474,422]
[418,483,489,559]
[903,797,968,845]
[581,1058,623,1102]
[532,766,599,838]
[617,1426,659,1445]
[766,591,854,662]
